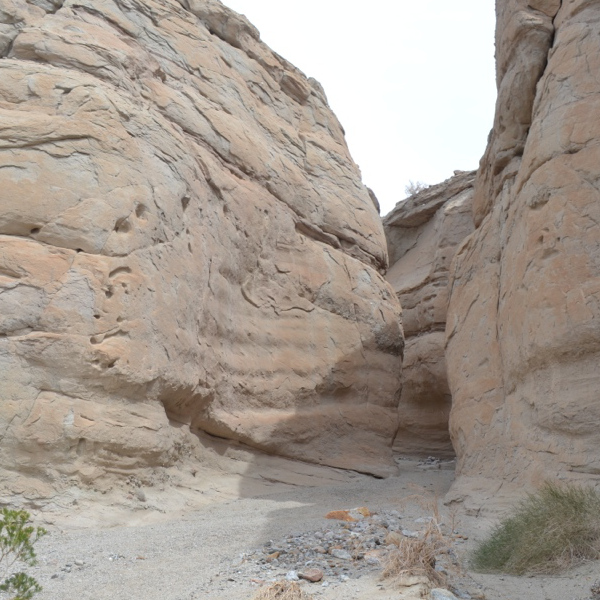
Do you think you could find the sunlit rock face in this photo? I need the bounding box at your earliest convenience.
[384,172,475,458]
[447,0,600,506]
[0,0,404,497]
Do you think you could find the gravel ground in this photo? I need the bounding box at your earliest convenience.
[5,456,600,600]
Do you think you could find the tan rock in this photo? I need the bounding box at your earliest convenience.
[0,0,403,500]
[363,549,384,565]
[527,0,560,17]
[325,507,371,522]
[298,568,323,583]
[473,1,555,226]
[447,0,600,504]
[384,172,475,457]
[393,575,431,599]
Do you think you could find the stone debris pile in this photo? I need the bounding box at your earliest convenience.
[223,507,481,598]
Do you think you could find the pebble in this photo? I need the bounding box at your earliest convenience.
[330,549,352,560]
[402,529,420,538]
[299,568,324,583]
[364,550,383,565]
[108,554,125,561]
[431,589,460,600]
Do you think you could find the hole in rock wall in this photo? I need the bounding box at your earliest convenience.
[114,217,131,233]
[135,205,147,219]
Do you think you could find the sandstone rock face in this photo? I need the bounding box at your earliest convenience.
[384,172,475,457]
[0,0,403,498]
[447,0,600,503]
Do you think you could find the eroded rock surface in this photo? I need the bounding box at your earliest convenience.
[0,0,403,500]
[447,0,600,504]
[384,172,475,457]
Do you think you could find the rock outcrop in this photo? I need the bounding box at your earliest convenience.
[0,0,403,499]
[447,0,600,504]
[384,172,475,457]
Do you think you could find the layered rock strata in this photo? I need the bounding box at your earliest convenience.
[0,0,403,498]
[384,172,475,457]
[447,0,600,501]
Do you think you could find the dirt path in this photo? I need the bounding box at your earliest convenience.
[17,454,599,600]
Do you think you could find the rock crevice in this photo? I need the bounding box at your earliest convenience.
[385,171,475,458]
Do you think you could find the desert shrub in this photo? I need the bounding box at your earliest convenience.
[251,581,314,600]
[0,509,46,600]
[404,180,428,196]
[471,482,600,575]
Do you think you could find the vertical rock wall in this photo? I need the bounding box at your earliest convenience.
[0,0,403,499]
[447,0,600,504]
[385,172,475,457]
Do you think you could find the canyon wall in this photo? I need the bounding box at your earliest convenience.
[385,172,475,457]
[447,0,600,504]
[0,0,403,499]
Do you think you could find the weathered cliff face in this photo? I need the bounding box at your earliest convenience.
[447,0,600,504]
[0,0,403,498]
[384,172,475,457]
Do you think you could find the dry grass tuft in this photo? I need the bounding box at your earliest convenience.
[471,481,600,575]
[382,519,451,587]
[382,487,457,587]
[251,581,315,600]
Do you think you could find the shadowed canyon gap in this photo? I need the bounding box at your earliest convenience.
[384,171,475,460]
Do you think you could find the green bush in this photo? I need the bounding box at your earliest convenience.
[0,509,46,600]
[471,482,600,575]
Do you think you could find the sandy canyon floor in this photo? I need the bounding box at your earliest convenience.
[13,449,599,600]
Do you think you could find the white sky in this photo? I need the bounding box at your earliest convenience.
[222,1,497,216]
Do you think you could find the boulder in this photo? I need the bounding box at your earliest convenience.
[447,0,600,505]
[0,0,403,500]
